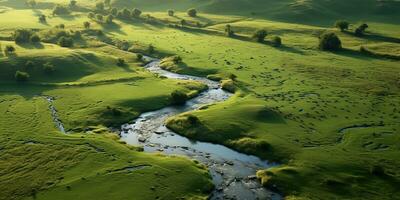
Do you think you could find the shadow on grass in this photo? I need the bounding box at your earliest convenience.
[16,42,44,49]
[99,22,126,35]
[334,48,399,61]
[343,31,400,43]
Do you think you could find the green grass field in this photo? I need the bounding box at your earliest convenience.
[0,0,399,199]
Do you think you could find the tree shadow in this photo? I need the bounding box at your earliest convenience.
[332,48,388,61]
[99,22,126,35]
[16,42,44,49]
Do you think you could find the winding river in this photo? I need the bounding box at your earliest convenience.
[119,59,281,200]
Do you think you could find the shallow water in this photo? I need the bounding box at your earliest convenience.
[120,60,281,200]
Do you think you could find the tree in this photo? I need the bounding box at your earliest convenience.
[225,24,234,37]
[105,14,113,24]
[43,62,55,74]
[15,71,30,82]
[14,29,33,43]
[38,15,46,23]
[58,36,74,47]
[136,53,143,61]
[95,2,104,11]
[4,45,16,55]
[83,21,90,29]
[319,32,342,51]
[96,14,103,22]
[110,8,118,16]
[334,20,350,32]
[69,0,77,8]
[88,12,95,19]
[187,8,197,17]
[272,36,282,47]
[52,5,70,15]
[171,90,188,105]
[180,19,186,27]
[119,8,131,19]
[131,8,142,18]
[252,29,267,43]
[168,9,174,17]
[116,58,125,66]
[30,34,40,43]
[355,23,369,37]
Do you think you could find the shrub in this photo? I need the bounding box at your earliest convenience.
[105,14,113,24]
[14,29,33,43]
[83,21,90,29]
[253,29,268,43]
[96,14,104,22]
[30,34,40,43]
[171,90,188,105]
[58,36,73,47]
[334,20,350,32]
[15,71,30,82]
[88,12,95,19]
[319,32,342,51]
[4,45,15,55]
[131,8,142,18]
[355,23,369,37]
[225,24,234,37]
[168,9,174,16]
[272,36,282,47]
[52,5,70,15]
[187,8,197,17]
[136,53,143,61]
[110,8,118,16]
[116,58,125,66]
[38,15,46,23]
[43,62,55,73]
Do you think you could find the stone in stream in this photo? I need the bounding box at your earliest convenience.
[154,130,164,134]
[138,137,146,143]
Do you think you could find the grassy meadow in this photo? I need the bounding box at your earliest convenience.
[0,0,399,199]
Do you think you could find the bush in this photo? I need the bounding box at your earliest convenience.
[58,36,74,47]
[168,9,174,16]
[15,71,30,82]
[83,21,90,29]
[355,23,369,37]
[131,8,142,18]
[38,15,46,23]
[272,36,282,47]
[319,32,342,51]
[105,15,113,24]
[116,58,125,66]
[14,29,33,43]
[30,34,40,43]
[171,90,188,105]
[136,53,143,61]
[187,8,197,17]
[96,14,104,22]
[43,62,55,74]
[334,20,350,32]
[225,24,234,37]
[253,29,268,43]
[4,45,15,55]
[52,5,70,15]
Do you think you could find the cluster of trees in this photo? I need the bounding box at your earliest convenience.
[319,32,342,51]
[14,29,41,44]
[14,61,56,82]
[52,5,70,15]
[334,20,369,36]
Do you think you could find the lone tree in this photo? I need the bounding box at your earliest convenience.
[83,21,90,29]
[272,36,282,47]
[168,9,174,16]
[334,20,350,32]
[105,15,113,24]
[225,24,234,37]
[38,14,46,23]
[355,23,369,36]
[252,29,268,43]
[187,8,197,17]
[15,71,30,82]
[131,8,142,18]
[319,32,342,51]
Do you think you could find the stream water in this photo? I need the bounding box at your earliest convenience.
[120,59,281,200]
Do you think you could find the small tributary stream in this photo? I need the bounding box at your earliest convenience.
[119,59,281,200]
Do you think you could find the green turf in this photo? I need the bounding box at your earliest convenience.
[0,0,399,199]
